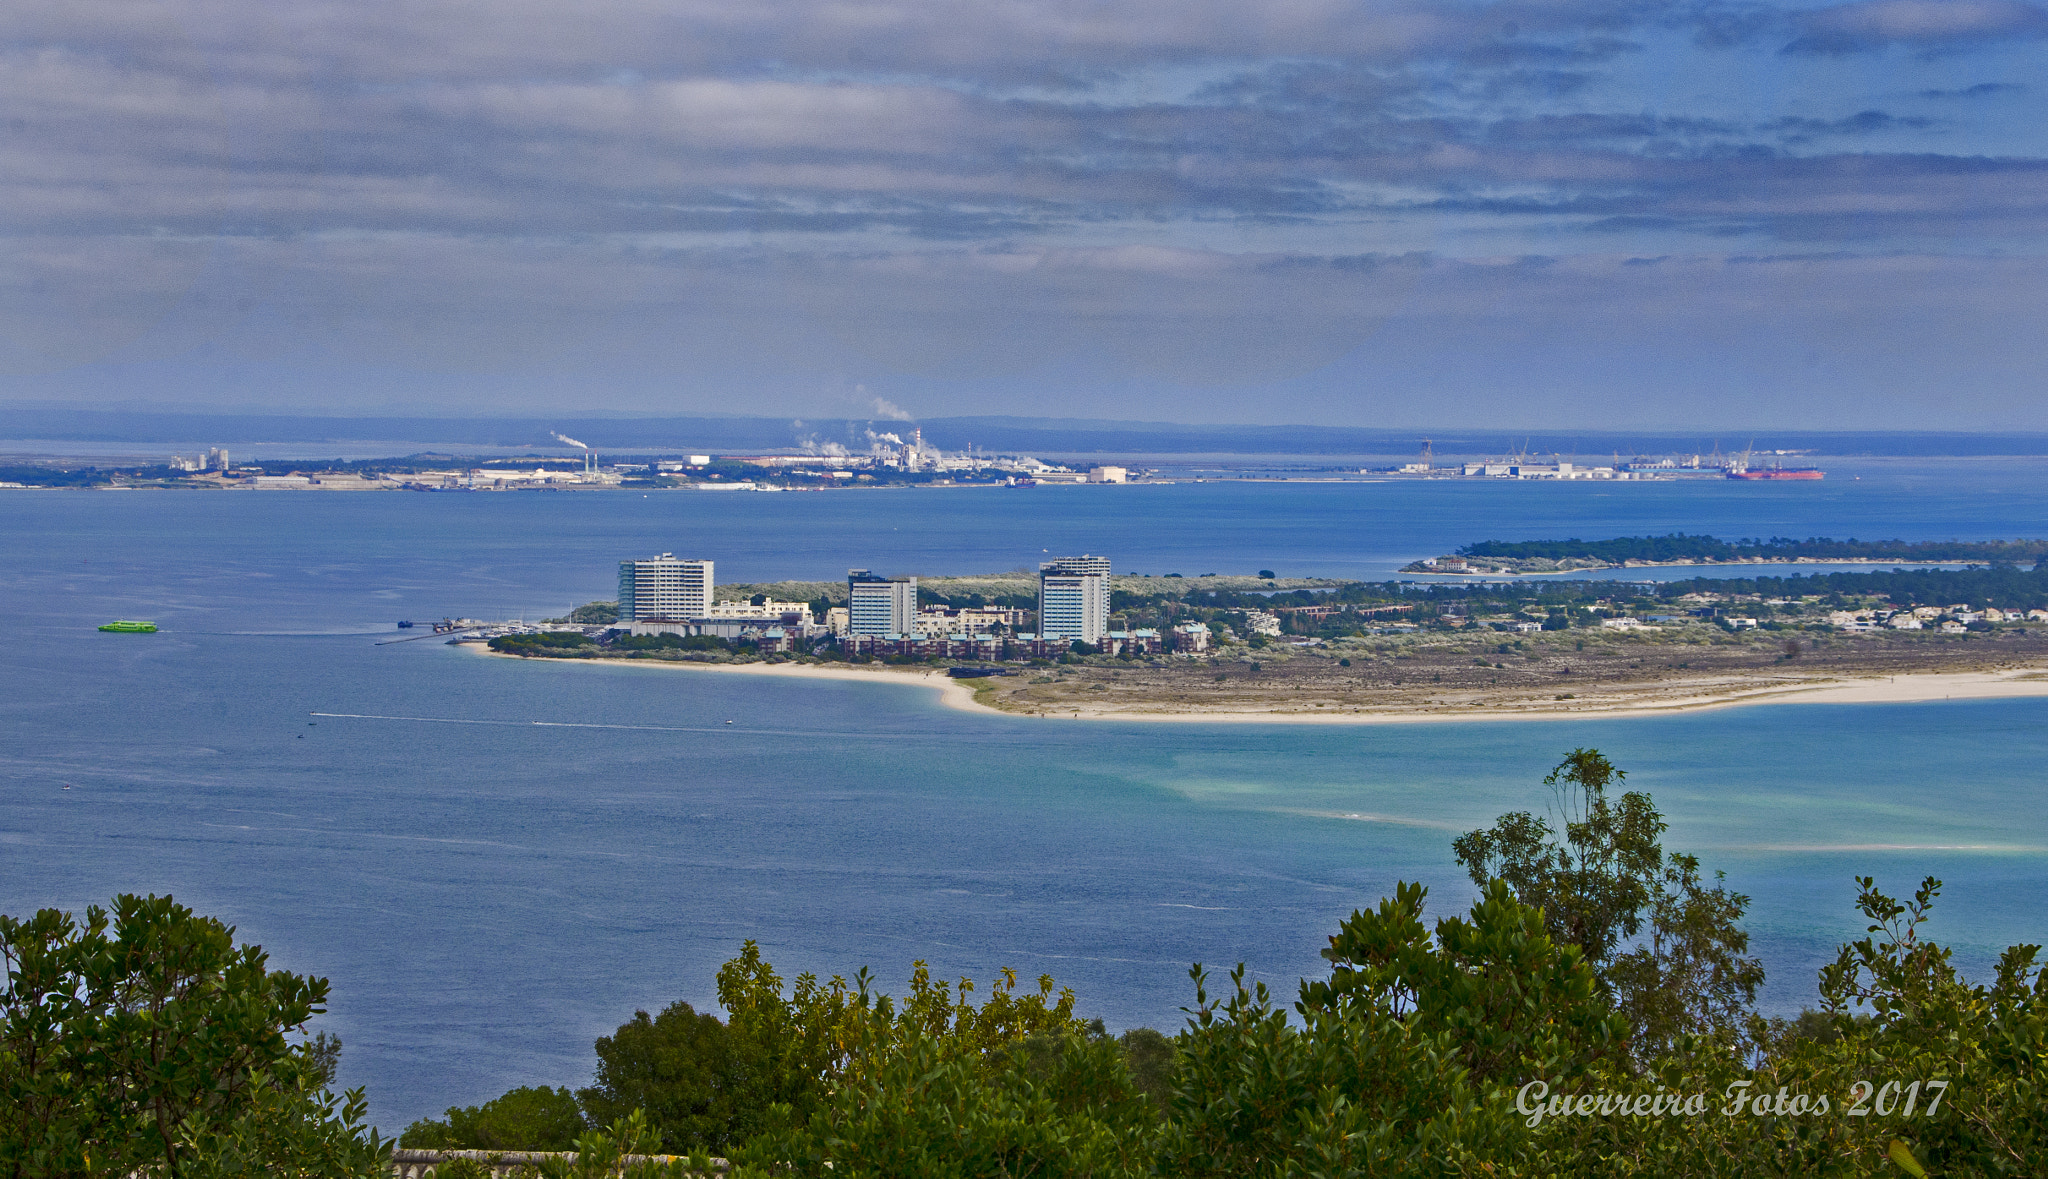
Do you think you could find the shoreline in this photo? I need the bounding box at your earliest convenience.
[1404,556,1986,577]
[477,648,2048,725]
[476,647,992,713]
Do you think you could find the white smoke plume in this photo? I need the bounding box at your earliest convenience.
[850,383,913,421]
[551,431,588,449]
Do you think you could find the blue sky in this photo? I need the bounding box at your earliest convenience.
[1,0,2043,428]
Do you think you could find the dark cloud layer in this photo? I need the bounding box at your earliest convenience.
[1784,0,2048,55]
[0,0,2044,423]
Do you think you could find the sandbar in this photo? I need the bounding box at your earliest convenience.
[478,647,2048,726]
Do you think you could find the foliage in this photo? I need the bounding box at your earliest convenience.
[607,633,730,653]
[399,1085,584,1151]
[390,853,2048,1177]
[489,632,595,654]
[567,602,620,624]
[1158,880,1618,1177]
[0,893,388,1179]
[578,1003,750,1155]
[0,465,126,488]
[1813,875,2048,1173]
[1092,561,2048,642]
[1453,749,1764,1062]
[749,1027,1157,1178]
[1116,1027,1175,1107]
[1518,874,2044,1175]
[725,953,1159,1177]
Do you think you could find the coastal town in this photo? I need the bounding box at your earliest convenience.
[3,434,1832,491]
[445,547,2048,720]
[470,553,1208,660]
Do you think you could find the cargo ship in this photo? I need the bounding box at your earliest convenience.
[98,620,158,633]
[1727,466,1824,481]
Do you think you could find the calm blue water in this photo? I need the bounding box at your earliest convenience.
[3,463,2045,1131]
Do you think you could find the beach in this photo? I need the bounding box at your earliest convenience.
[482,646,2048,725]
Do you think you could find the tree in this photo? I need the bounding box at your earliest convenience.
[1160,881,1619,1177]
[727,951,1139,1177]
[1451,750,1764,1061]
[0,894,387,1178]
[566,601,619,625]
[1115,1028,1175,1108]
[578,1001,748,1155]
[399,1085,584,1151]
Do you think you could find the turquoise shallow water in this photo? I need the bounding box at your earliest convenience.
[2,469,2044,1130]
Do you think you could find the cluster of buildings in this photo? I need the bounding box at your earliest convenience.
[1385,443,1651,480]
[1829,605,2047,632]
[1387,443,1811,481]
[166,448,233,472]
[612,552,1212,659]
[149,430,1144,491]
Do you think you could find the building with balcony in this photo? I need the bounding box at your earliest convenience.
[1038,555,1111,644]
[618,554,712,623]
[848,570,917,636]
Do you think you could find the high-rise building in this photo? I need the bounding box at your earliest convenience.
[1038,554,1111,643]
[618,553,713,622]
[847,570,917,636]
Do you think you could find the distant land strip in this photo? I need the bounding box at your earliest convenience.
[1401,534,2048,575]
[7,408,2048,457]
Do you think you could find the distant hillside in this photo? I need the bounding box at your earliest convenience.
[6,407,2048,457]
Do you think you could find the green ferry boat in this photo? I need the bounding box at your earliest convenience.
[98,620,158,633]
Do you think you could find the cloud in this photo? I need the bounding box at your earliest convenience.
[1917,81,2026,97]
[1766,110,1935,141]
[1784,0,2048,55]
[0,0,2044,420]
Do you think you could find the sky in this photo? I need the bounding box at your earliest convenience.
[1,0,2044,428]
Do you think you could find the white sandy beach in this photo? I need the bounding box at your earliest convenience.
[480,647,2048,726]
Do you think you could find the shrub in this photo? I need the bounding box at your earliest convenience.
[400,1085,584,1152]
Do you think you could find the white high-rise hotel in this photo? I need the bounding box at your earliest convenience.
[1038,555,1111,644]
[847,569,917,636]
[617,554,713,622]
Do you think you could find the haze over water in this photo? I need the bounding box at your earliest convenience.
[4,458,2046,1130]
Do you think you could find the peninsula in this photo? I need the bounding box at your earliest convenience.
[473,560,2048,722]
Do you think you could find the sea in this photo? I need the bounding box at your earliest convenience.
[3,454,2046,1132]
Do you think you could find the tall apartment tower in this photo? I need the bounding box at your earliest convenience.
[1038,554,1111,644]
[847,570,917,636]
[618,553,713,622]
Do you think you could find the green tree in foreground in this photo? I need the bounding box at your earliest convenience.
[1157,879,1622,1176]
[728,959,1156,1178]
[0,894,387,1179]
[577,1001,748,1154]
[1453,748,1765,1061]
[398,1085,584,1151]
